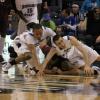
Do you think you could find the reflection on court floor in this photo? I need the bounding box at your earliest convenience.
[0,74,100,100]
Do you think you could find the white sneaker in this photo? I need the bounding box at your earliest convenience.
[2,62,12,72]
[92,66,100,75]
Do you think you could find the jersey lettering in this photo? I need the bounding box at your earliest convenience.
[22,4,35,17]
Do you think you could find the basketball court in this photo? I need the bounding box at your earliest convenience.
[0,73,100,100]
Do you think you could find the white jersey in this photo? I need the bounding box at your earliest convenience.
[13,31,37,55]
[13,27,56,54]
[55,36,99,67]
[15,0,42,23]
[41,27,56,40]
[19,27,56,46]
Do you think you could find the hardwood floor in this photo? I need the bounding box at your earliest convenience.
[0,74,100,100]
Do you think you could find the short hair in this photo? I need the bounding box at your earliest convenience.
[53,34,61,43]
[27,22,42,30]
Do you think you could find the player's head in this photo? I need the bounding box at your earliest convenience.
[53,35,66,49]
[27,22,43,40]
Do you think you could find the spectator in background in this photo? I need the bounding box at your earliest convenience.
[67,3,85,37]
[0,0,12,62]
[40,13,56,31]
[56,26,65,36]
[8,9,20,39]
[84,7,100,54]
[56,9,70,36]
[56,9,70,26]
[81,0,100,14]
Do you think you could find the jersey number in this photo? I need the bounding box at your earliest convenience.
[27,8,33,14]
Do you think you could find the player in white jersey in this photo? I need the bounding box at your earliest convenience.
[40,35,100,76]
[12,0,42,35]
[2,23,56,75]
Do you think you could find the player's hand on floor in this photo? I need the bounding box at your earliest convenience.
[84,65,94,76]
